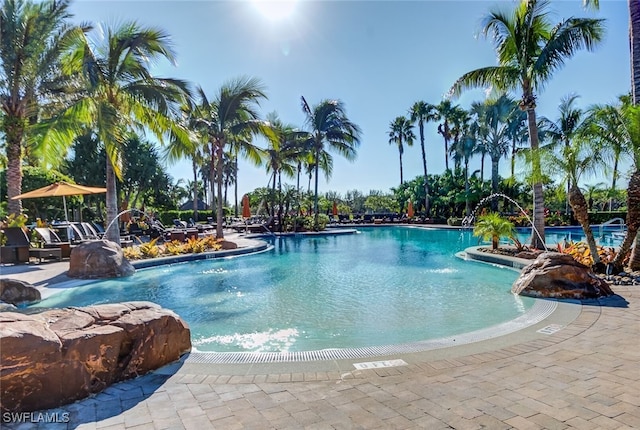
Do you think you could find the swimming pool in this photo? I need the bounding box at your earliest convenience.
[32,227,535,353]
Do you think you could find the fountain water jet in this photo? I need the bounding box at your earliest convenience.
[103,208,150,241]
[462,193,547,252]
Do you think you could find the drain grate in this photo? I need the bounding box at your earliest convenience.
[353,359,408,370]
[537,324,564,334]
[186,299,557,364]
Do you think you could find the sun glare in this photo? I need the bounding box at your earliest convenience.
[251,0,297,22]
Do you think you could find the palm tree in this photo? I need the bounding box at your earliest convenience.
[542,122,603,269]
[450,122,478,216]
[582,0,638,105]
[471,94,519,210]
[164,102,206,221]
[450,0,604,249]
[473,212,516,250]
[587,100,627,210]
[409,101,436,215]
[434,100,462,171]
[588,96,640,271]
[70,22,190,242]
[300,97,361,229]
[264,112,300,226]
[632,0,640,105]
[539,94,585,215]
[388,116,415,185]
[1,0,87,215]
[193,77,269,239]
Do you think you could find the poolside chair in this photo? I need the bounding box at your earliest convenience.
[0,227,31,263]
[173,219,188,229]
[34,227,72,258]
[78,222,101,240]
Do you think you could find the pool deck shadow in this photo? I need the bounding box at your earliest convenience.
[2,232,640,429]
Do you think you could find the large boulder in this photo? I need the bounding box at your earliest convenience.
[0,279,41,305]
[512,252,613,299]
[0,302,190,413]
[68,240,135,279]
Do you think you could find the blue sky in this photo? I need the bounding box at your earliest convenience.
[69,0,630,198]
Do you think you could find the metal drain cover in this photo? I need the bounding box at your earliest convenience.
[353,359,408,370]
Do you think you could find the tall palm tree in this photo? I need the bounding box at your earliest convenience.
[264,112,299,224]
[588,96,640,271]
[388,116,415,185]
[193,77,269,239]
[70,22,190,242]
[164,102,206,221]
[1,0,87,215]
[542,123,603,269]
[582,0,638,104]
[632,0,640,105]
[450,0,604,249]
[587,100,627,210]
[539,94,585,215]
[471,94,518,210]
[450,122,478,216]
[409,101,436,215]
[300,97,361,229]
[433,100,461,171]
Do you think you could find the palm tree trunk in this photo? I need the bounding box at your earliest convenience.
[627,231,640,270]
[613,169,640,269]
[464,160,470,216]
[444,123,450,171]
[5,116,25,216]
[234,156,239,218]
[631,0,640,105]
[313,148,320,230]
[526,107,546,250]
[278,172,283,232]
[272,171,277,217]
[215,143,224,239]
[491,157,500,212]
[192,159,198,221]
[419,123,431,216]
[399,151,404,185]
[105,158,120,244]
[568,185,601,267]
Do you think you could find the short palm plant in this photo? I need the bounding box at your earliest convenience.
[473,212,516,250]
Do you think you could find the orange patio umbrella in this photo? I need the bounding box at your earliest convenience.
[332,201,338,216]
[407,201,414,218]
[12,181,107,224]
[242,194,251,218]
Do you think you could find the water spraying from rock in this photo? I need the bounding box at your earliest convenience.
[462,193,547,251]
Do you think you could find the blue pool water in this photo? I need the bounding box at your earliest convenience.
[515,225,626,248]
[32,227,534,353]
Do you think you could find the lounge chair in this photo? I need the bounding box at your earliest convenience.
[1,227,31,263]
[34,227,72,258]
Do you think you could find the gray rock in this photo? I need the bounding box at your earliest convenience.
[0,279,41,305]
[512,252,613,299]
[68,240,135,279]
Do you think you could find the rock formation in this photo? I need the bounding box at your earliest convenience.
[68,240,135,279]
[512,252,613,299]
[1,302,191,412]
[0,279,41,305]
